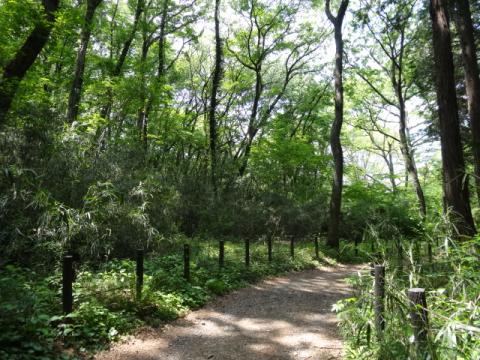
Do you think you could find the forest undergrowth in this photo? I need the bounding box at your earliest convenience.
[336,215,480,360]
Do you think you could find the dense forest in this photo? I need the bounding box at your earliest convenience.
[1,0,480,359]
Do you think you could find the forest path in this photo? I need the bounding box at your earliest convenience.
[95,265,361,360]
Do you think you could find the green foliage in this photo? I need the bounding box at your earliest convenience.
[342,181,421,242]
[0,266,64,359]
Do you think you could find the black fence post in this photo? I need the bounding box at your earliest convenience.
[136,249,144,301]
[374,265,386,338]
[267,236,273,262]
[314,235,319,259]
[245,238,250,267]
[408,288,429,357]
[397,240,403,260]
[219,240,225,269]
[183,244,190,282]
[62,255,73,314]
[290,236,294,259]
[427,242,433,263]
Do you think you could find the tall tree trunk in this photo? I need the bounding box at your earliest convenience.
[157,1,168,81]
[238,69,262,177]
[325,0,349,249]
[429,0,476,236]
[209,0,223,194]
[137,0,169,151]
[96,0,144,150]
[0,0,60,124]
[392,26,427,217]
[137,37,150,150]
[67,0,102,123]
[453,0,480,205]
[398,99,427,217]
[387,142,397,192]
[100,0,144,120]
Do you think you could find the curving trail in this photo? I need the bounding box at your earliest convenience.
[96,265,360,360]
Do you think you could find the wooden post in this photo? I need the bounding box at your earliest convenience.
[62,255,73,314]
[370,253,381,276]
[267,236,273,262]
[245,238,250,267]
[219,240,225,269]
[374,265,385,337]
[314,235,319,259]
[290,235,294,259]
[354,236,359,256]
[136,249,144,300]
[183,244,190,282]
[415,240,420,257]
[397,240,403,271]
[408,288,429,356]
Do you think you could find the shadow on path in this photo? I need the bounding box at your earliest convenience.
[96,265,360,360]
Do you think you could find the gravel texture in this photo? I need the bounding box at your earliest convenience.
[95,265,360,360]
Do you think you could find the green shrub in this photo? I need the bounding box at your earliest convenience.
[205,278,229,295]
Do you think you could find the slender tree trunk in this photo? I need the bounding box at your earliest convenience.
[209,0,223,194]
[398,102,427,217]
[137,37,150,150]
[0,0,60,124]
[95,0,144,150]
[67,0,102,123]
[100,0,144,120]
[429,0,476,236]
[392,28,427,217]
[238,69,262,177]
[453,0,480,205]
[157,1,168,81]
[326,0,349,249]
[137,0,169,151]
[382,142,397,192]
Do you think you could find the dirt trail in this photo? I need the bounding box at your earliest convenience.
[96,265,360,360]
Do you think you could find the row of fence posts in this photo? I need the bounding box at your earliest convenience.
[61,235,326,315]
[371,262,429,356]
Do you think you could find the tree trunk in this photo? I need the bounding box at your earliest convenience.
[0,0,60,124]
[100,0,144,120]
[398,102,427,217]
[67,0,102,123]
[238,69,262,177]
[326,0,349,249]
[453,0,480,205]
[137,0,169,151]
[209,0,223,194]
[392,26,427,217]
[429,0,476,236]
[387,142,397,192]
[137,37,151,151]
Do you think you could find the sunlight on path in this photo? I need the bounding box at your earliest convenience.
[96,265,360,360]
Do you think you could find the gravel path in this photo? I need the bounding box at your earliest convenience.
[96,265,359,360]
